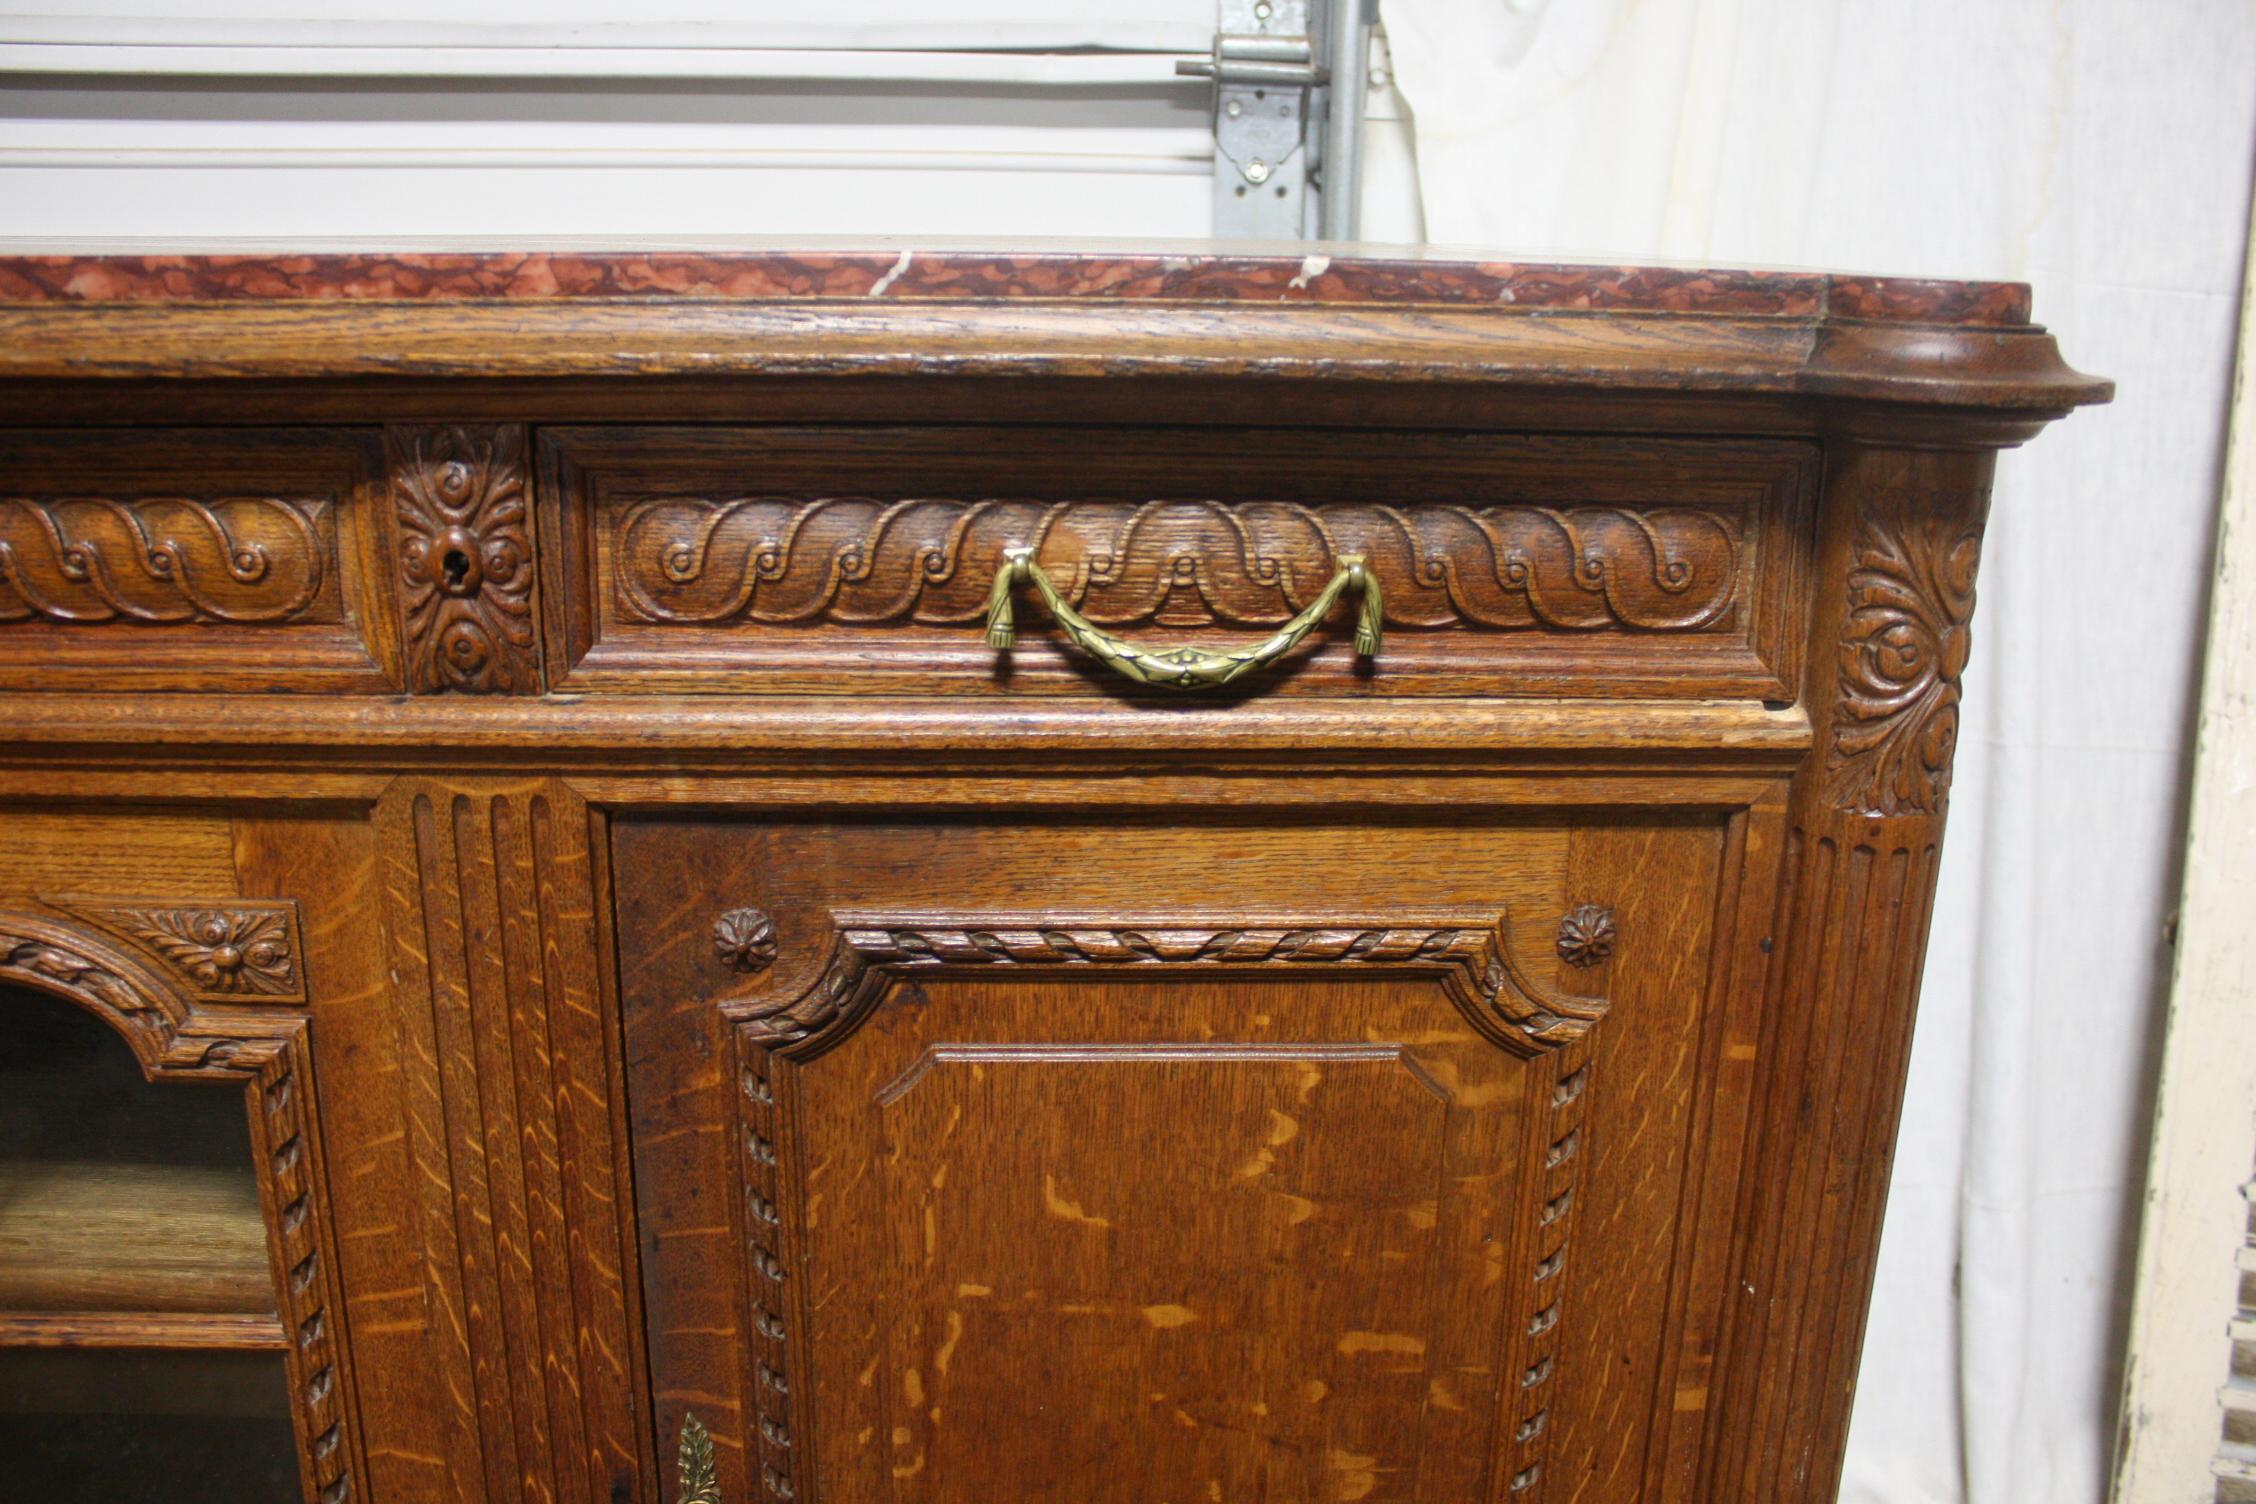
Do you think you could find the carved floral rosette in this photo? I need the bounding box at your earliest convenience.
[390,425,538,693]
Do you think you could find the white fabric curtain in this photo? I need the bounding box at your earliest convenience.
[1379,2,2256,1499]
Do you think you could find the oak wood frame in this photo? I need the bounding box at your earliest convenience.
[0,266,2107,1503]
[0,901,360,1504]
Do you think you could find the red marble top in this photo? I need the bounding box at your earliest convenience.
[0,243,2033,327]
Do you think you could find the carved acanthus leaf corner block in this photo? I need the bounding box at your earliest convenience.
[44,898,304,1003]
[388,424,539,694]
[1826,488,1984,817]
[714,907,779,974]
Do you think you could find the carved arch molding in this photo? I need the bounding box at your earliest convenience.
[0,903,357,1504]
[710,908,1610,1504]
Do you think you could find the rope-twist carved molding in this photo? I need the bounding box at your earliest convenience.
[1503,1049,1594,1499]
[0,929,160,1035]
[722,914,1611,1059]
[616,496,1744,635]
[732,1039,798,1501]
[0,921,281,1075]
[257,1049,352,1504]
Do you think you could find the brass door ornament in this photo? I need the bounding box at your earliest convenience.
[984,546,1382,689]
[675,1412,720,1504]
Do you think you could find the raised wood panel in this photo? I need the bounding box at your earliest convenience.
[614,811,1737,1504]
[0,428,402,692]
[861,1017,1524,1502]
[540,427,1815,699]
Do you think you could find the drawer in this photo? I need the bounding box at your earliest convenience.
[539,427,1816,699]
[0,428,399,692]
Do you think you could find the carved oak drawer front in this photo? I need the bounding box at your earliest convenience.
[540,427,1816,699]
[0,428,400,692]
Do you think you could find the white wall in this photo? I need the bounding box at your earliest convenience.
[1382,2,2254,1500]
[0,2,1422,241]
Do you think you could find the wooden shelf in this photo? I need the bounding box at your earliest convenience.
[0,1161,277,1328]
[0,1310,285,1350]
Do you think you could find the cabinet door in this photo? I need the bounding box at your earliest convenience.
[615,811,1745,1504]
[0,987,305,1501]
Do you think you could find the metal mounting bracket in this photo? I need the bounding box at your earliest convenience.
[1179,0,1327,238]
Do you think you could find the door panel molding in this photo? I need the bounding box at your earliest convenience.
[722,907,1612,1060]
[716,904,1612,1503]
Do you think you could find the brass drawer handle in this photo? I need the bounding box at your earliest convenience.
[983,547,1382,689]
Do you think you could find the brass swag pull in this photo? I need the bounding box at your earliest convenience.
[983,547,1383,689]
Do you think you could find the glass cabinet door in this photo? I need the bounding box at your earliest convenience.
[0,985,303,1499]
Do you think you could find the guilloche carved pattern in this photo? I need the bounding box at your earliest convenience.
[726,913,1613,1056]
[46,898,303,1002]
[388,425,539,693]
[1825,488,1983,816]
[0,494,327,624]
[616,496,1744,635]
[0,908,357,1504]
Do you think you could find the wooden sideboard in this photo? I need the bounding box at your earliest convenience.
[0,246,2108,1503]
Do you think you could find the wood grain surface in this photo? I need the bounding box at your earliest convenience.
[0,251,2106,1502]
[541,426,1812,701]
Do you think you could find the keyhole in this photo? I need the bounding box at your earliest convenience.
[431,525,485,596]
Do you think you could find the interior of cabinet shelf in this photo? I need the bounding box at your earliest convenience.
[0,1161,283,1350]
